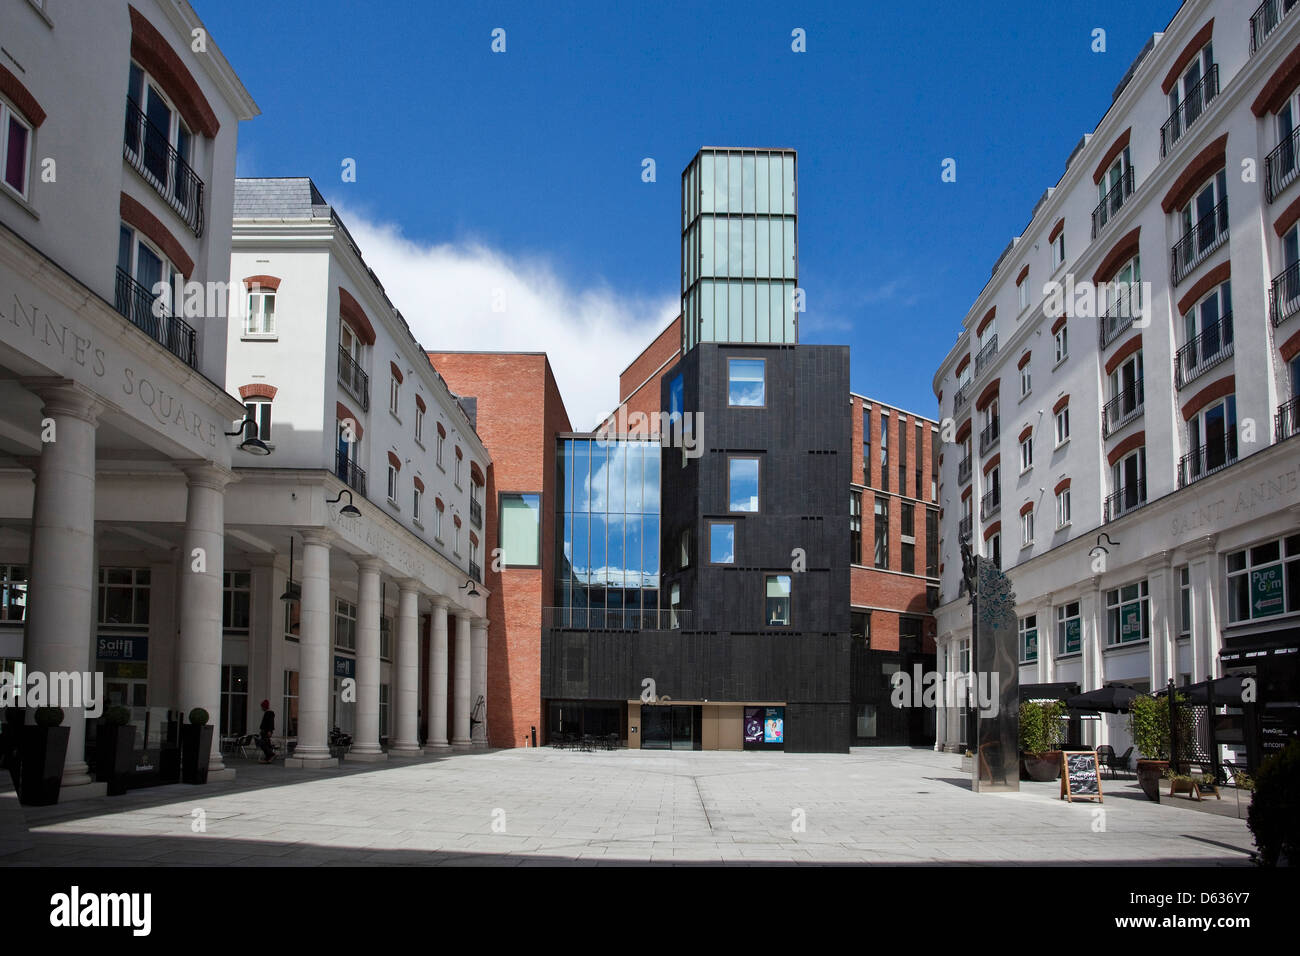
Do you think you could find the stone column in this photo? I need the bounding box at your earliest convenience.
[350,559,386,760]
[21,382,102,787]
[425,598,450,751]
[452,612,472,746]
[176,462,235,775]
[1145,551,1174,691]
[1187,534,1220,683]
[286,529,337,767]
[390,580,422,755]
[471,617,489,747]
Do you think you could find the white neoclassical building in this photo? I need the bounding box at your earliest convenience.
[225,178,492,768]
[931,0,1300,758]
[0,0,259,793]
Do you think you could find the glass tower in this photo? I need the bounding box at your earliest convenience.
[680,148,799,352]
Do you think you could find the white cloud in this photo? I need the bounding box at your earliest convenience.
[334,206,679,431]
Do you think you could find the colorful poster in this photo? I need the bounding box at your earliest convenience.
[744,707,764,743]
[764,707,784,744]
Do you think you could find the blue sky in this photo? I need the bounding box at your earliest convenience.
[202,0,1184,428]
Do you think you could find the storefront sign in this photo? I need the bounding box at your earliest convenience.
[1251,564,1285,618]
[1063,618,1081,654]
[1120,604,1142,642]
[97,636,148,662]
[333,655,355,679]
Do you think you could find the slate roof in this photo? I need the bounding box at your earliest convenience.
[233,178,331,219]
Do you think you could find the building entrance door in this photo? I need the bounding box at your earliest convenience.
[640,705,697,750]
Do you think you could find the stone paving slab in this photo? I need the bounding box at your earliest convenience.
[0,746,1257,865]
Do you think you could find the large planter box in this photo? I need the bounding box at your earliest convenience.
[1136,759,1168,802]
[17,725,70,806]
[1024,752,1062,781]
[180,724,214,785]
[95,725,138,796]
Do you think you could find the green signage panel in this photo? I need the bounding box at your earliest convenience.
[1251,564,1285,618]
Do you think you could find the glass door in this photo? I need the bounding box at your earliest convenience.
[671,705,694,751]
[641,705,671,749]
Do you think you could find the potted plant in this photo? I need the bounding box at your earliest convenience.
[1128,693,1175,802]
[1247,739,1300,866]
[180,707,213,785]
[17,707,69,806]
[95,705,137,796]
[1019,699,1066,781]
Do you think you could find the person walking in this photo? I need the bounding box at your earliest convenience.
[257,699,276,763]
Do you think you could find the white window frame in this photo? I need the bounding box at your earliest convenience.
[1053,325,1068,364]
[1105,580,1151,646]
[413,486,422,523]
[1019,434,1032,472]
[1056,601,1082,656]
[245,287,276,336]
[1052,232,1065,270]
[0,98,34,202]
[1019,614,1038,663]
[389,375,400,417]
[415,405,424,444]
[1017,275,1029,311]
[1056,488,1071,528]
[1020,508,1034,547]
[1054,405,1070,446]
[387,463,398,504]
[243,400,272,442]
[436,432,445,469]
[1019,362,1031,398]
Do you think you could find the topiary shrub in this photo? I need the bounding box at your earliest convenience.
[1018,699,1066,754]
[34,707,64,728]
[102,706,131,727]
[1248,739,1300,866]
[188,707,209,726]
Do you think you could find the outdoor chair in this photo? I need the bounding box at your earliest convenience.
[1095,745,1117,778]
[1112,747,1134,777]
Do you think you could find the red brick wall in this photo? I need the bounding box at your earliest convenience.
[602,315,681,436]
[425,352,572,748]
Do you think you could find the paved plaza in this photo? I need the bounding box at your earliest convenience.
[0,748,1256,865]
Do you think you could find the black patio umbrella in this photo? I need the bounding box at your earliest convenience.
[1065,683,1140,713]
[1180,675,1252,705]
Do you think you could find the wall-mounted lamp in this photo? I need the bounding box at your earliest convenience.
[460,578,481,598]
[328,489,362,518]
[225,416,271,456]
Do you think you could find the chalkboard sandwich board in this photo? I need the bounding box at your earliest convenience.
[1059,750,1103,802]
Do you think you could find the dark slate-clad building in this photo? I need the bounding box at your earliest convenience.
[541,148,856,752]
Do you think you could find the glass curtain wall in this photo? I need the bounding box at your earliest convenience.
[681,148,799,351]
[557,437,661,628]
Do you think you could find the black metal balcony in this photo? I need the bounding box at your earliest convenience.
[338,344,370,411]
[470,560,482,583]
[1178,435,1239,488]
[1174,315,1234,389]
[113,267,197,368]
[1266,125,1300,203]
[1277,395,1300,441]
[958,515,972,541]
[1099,287,1142,348]
[1104,481,1147,521]
[1171,198,1228,286]
[1251,0,1298,54]
[978,417,999,457]
[122,98,204,237]
[1091,166,1135,239]
[1102,379,1145,437]
[973,334,999,376]
[979,484,1001,521]
[1279,395,1300,442]
[543,606,692,631]
[952,380,971,413]
[470,497,483,528]
[1160,65,1219,157]
[335,449,368,496]
[1271,262,1300,326]
[957,454,972,486]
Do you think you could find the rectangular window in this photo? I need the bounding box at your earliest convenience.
[765,574,791,626]
[670,583,681,629]
[1020,435,1032,471]
[379,683,390,740]
[1052,233,1065,269]
[1178,566,1191,639]
[415,406,424,443]
[1019,615,1038,663]
[1056,602,1082,655]
[413,487,422,522]
[901,542,915,574]
[709,522,735,564]
[3,107,32,198]
[245,289,275,335]
[1018,276,1029,311]
[1057,488,1071,527]
[244,400,272,442]
[1055,406,1070,445]
[1226,534,1300,623]
[901,502,915,537]
[874,498,890,569]
[849,493,862,564]
[334,599,357,652]
[880,413,889,493]
[434,505,444,540]
[220,665,248,737]
[727,357,765,406]
[389,376,400,415]
[863,406,872,486]
[925,509,939,577]
[1020,363,1031,397]
[98,568,151,629]
[987,532,1001,569]
[222,571,251,632]
[500,493,542,567]
[436,433,444,468]
[282,670,299,738]
[679,527,691,569]
[0,565,27,623]
[1021,509,1034,547]
[387,464,398,503]
[1106,581,1151,645]
[728,456,760,512]
[898,415,908,495]
[1054,326,1068,364]
[851,609,871,645]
